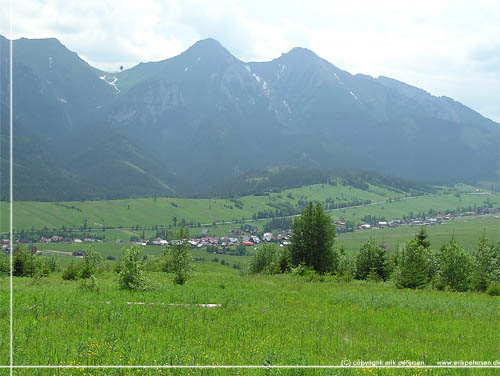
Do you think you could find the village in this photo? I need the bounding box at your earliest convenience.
[3,206,498,255]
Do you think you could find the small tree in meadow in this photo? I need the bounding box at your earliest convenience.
[118,245,146,290]
[415,227,431,249]
[471,233,494,292]
[163,227,194,285]
[248,243,279,274]
[80,247,103,279]
[289,202,336,274]
[13,246,36,277]
[355,240,388,281]
[434,238,472,292]
[394,239,429,289]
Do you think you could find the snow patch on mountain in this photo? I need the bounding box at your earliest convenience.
[277,64,286,79]
[349,91,359,101]
[282,100,292,114]
[252,73,261,83]
[100,74,120,94]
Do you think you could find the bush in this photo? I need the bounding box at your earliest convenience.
[163,228,194,285]
[486,282,500,296]
[62,263,81,280]
[336,254,355,283]
[291,264,324,282]
[80,247,103,279]
[118,245,147,290]
[0,254,9,276]
[248,244,279,274]
[13,247,36,277]
[47,257,60,273]
[80,274,100,293]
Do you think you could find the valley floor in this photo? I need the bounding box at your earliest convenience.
[1,263,500,374]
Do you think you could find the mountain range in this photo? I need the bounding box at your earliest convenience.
[0,35,498,201]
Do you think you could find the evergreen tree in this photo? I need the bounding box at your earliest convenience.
[415,227,430,249]
[435,238,472,292]
[471,232,493,291]
[394,239,428,289]
[355,240,388,281]
[289,202,336,274]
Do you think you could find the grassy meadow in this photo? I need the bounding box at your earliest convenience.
[1,183,499,374]
[336,215,500,252]
[1,260,500,374]
[1,183,497,235]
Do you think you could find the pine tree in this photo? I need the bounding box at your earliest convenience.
[415,227,430,249]
[395,239,428,289]
[471,232,493,291]
[436,238,472,292]
[355,240,388,281]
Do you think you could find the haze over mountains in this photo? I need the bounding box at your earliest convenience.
[0,35,498,201]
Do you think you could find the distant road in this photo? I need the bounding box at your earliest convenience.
[42,250,83,258]
[1,194,428,234]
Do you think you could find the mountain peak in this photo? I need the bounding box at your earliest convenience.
[284,47,318,58]
[185,38,232,56]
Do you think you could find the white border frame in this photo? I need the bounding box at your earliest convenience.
[4,1,500,372]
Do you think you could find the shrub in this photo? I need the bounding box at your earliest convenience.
[336,254,355,283]
[80,247,103,279]
[47,257,60,273]
[486,282,500,296]
[13,246,36,277]
[81,275,100,293]
[291,264,324,282]
[163,228,194,285]
[248,244,279,274]
[118,245,147,290]
[0,254,9,276]
[62,263,81,280]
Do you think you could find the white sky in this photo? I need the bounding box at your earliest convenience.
[1,0,499,122]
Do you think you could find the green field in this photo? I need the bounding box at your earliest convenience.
[1,183,497,235]
[1,261,499,373]
[1,183,499,374]
[336,215,500,253]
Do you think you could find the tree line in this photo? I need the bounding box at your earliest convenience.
[248,202,500,295]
